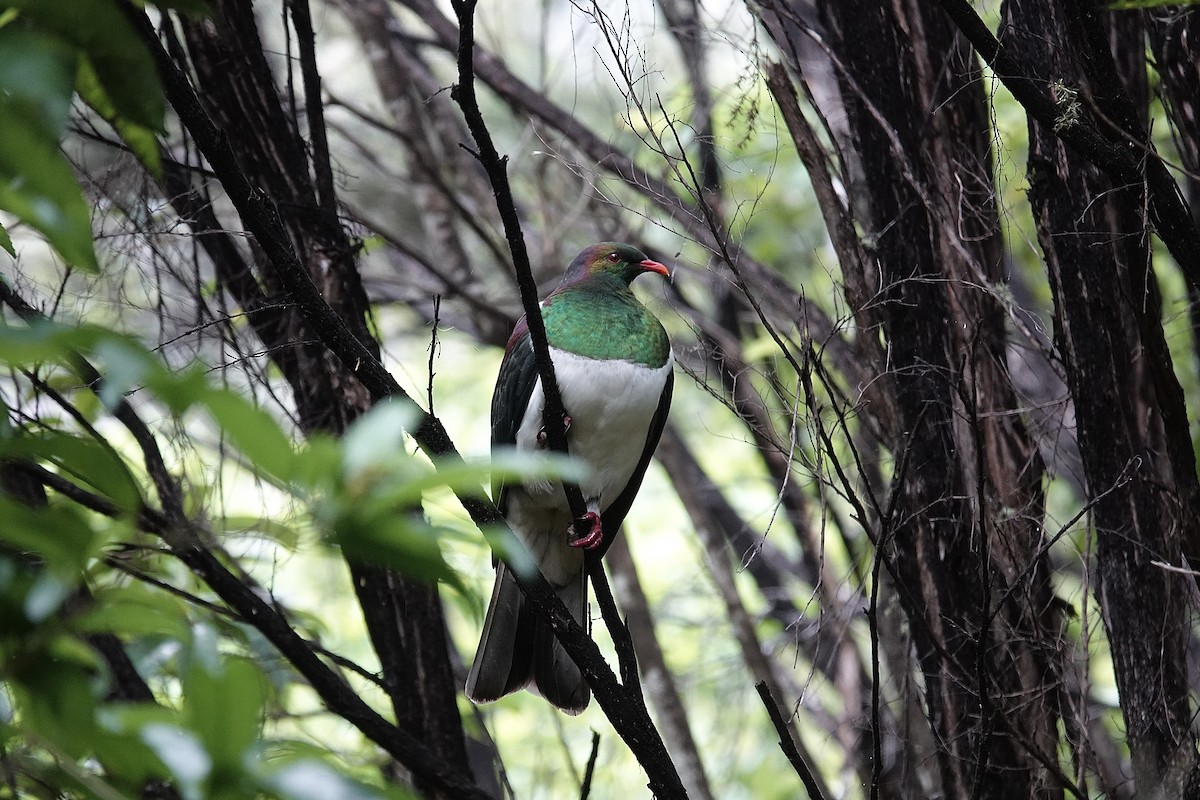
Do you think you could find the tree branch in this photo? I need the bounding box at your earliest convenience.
[132,9,501,525]
[286,0,338,214]
[2,276,493,796]
[447,0,583,520]
[755,681,829,800]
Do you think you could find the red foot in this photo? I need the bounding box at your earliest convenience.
[536,413,573,448]
[568,511,603,550]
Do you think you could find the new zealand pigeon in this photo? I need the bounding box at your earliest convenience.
[465,242,673,713]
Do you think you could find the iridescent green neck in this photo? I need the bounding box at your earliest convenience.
[541,283,670,367]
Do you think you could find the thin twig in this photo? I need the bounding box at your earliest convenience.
[446,3,684,795]
[428,294,441,415]
[287,0,338,214]
[867,523,883,800]
[587,562,639,689]
[754,681,828,800]
[578,731,601,800]
[447,0,583,519]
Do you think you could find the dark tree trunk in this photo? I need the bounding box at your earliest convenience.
[1001,0,1200,794]
[762,0,1068,794]
[164,3,473,794]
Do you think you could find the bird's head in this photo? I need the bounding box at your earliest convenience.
[563,242,670,287]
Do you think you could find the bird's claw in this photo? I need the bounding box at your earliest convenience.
[568,511,603,550]
[535,413,573,448]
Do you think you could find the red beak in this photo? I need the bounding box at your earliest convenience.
[640,258,670,278]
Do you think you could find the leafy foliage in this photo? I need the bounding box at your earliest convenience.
[0,319,553,797]
[0,0,176,270]
[5,0,1200,795]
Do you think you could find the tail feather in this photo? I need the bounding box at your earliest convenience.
[466,563,534,703]
[532,568,589,713]
[466,563,590,713]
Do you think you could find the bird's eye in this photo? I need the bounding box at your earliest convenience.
[606,252,621,263]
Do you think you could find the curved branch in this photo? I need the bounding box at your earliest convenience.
[447,0,580,516]
[755,681,829,800]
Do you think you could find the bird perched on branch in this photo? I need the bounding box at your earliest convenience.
[466,242,673,713]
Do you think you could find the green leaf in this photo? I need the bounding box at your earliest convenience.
[0,318,76,364]
[218,515,302,550]
[90,333,171,409]
[479,523,535,577]
[13,657,101,760]
[1,429,142,511]
[0,112,100,271]
[140,723,211,800]
[183,633,265,773]
[96,702,176,740]
[0,322,197,417]
[24,571,73,623]
[370,451,582,511]
[0,220,14,257]
[289,435,342,493]
[75,583,190,640]
[0,499,100,570]
[8,0,165,131]
[92,705,174,787]
[332,508,465,593]
[76,56,161,177]
[0,26,78,140]
[258,759,392,800]
[0,25,98,271]
[143,363,210,415]
[340,399,420,480]
[200,389,297,481]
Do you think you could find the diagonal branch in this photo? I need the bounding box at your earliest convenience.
[755,681,829,800]
[446,0,581,519]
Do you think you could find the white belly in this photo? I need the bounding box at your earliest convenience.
[503,348,670,586]
[514,347,671,510]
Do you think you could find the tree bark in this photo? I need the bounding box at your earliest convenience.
[762,0,1069,794]
[165,4,474,794]
[1001,1,1200,794]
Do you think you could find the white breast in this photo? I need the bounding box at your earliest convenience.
[515,347,672,510]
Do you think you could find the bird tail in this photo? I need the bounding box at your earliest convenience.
[465,562,590,713]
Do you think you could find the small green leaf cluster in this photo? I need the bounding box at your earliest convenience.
[4,613,401,800]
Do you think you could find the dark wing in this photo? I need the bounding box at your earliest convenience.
[588,369,673,562]
[491,322,538,514]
